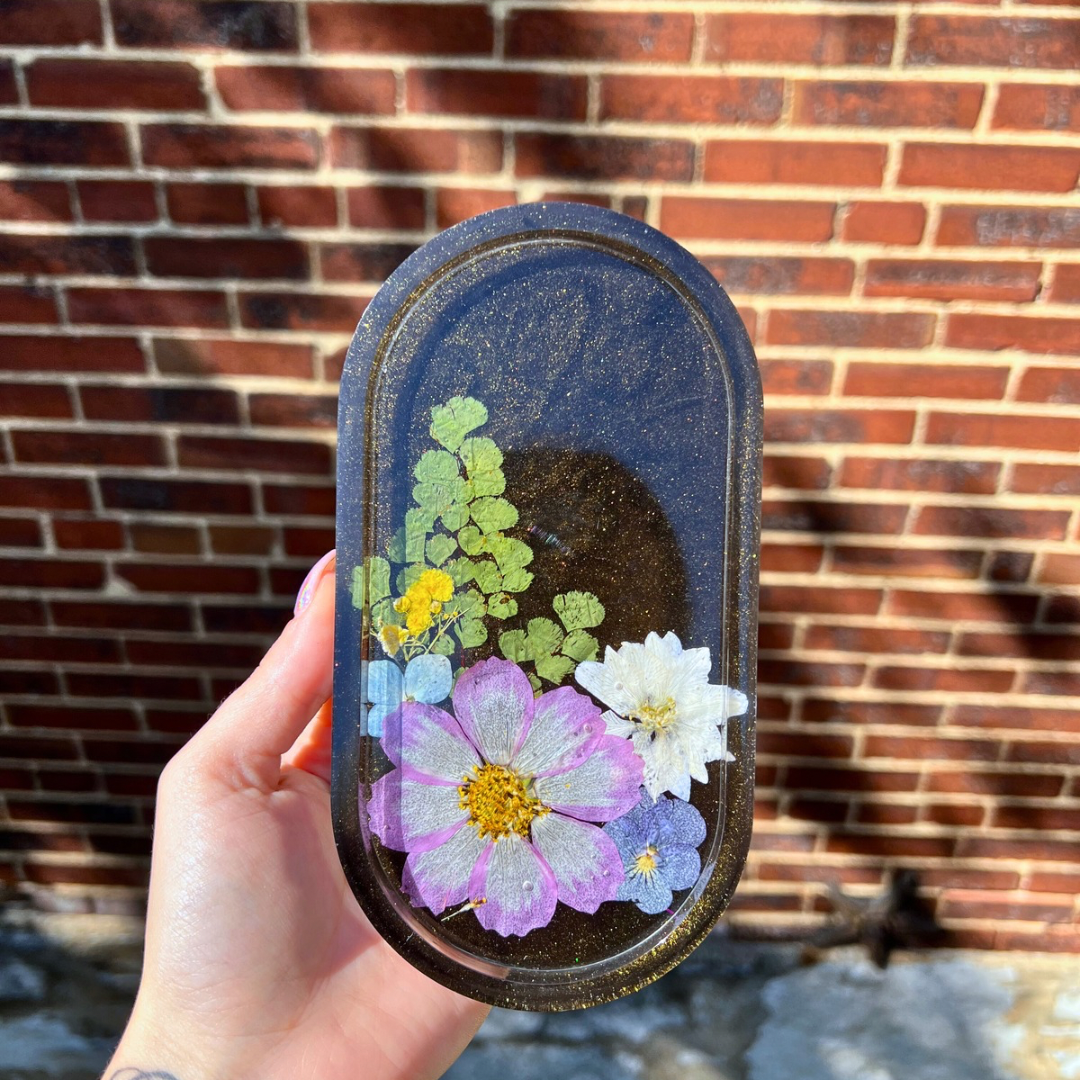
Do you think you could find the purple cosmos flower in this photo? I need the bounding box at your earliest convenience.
[603,791,707,915]
[368,656,644,937]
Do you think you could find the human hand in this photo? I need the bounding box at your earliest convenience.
[104,552,489,1080]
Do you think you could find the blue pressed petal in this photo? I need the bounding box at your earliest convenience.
[667,796,707,847]
[631,870,673,915]
[366,701,396,738]
[367,660,403,705]
[404,653,453,704]
[658,844,700,892]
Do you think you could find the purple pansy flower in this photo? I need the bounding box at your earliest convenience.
[368,656,644,937]
[604,790,707,915]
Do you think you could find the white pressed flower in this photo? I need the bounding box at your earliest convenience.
[574,631,748,800]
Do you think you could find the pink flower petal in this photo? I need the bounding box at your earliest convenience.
[381,701,480,784]
[401,824,490,916]
[452,656,534,766]
[533,734,643,822]
[368,770,468,853]
[470,833,558,937]
[530,813,624,914]
[513,685,605,779]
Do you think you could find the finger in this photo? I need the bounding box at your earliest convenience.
[281,698,333,785]
[191,558,336,790]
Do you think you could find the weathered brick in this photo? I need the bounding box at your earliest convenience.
[113,0,297,50]
[408,70,587,121]
[926,411,1080,453]
[436,189,516,228]
[0,517,42,548]
[805,625,950,656]
[67,288,230,329]
[842,201,926,245]
[832,545,982,580]
[115,563,260,597]
[517,135,694,183]
[0,382,72,419]
[794,81,983,129]
[0,286,57,325]
[130,523,202,555]
[319,242,416,282]
[166,183,249,226]
[0,0,101,45]
[1007,741,1080,767]
[762,499,908,535]
[601,75,782,125]
[0,234,135,277]
[26,59,205,110]
[706,14,894,65]
[347,186,425,230]
[704,256,853,297]
[331,126,501,174]
[927,770,1062,798]
[177,435,331,476]
[843,363,1009,400]
[0,475,93,511]
[145,237,309,281]
[900,144,1080,193]
[258,186,337,228]
[52,519,125,550]
[706,140,886,187]
[238,292,369,332]
[217,66,396,115]
[309,3,493,55]
[79,181,158,224]
[1040,554,1080,584]
[915,503,1070,541]
[766,310,935,349]
[907,16,1080,70]
[937,205,1080,249]
[839,456,1000,495]
[762,454,832,491]
[886,590,1039,624]
[1049,266,1080,304]
[99,476,254,516]
[760,360,834,397]
[262,483,335,517]
[994,85,1080,133]
[764,408,915,445]
[864,259,1041,302]
[661,198,835,243]
[143,124,319,170]
[1009,464,1080,497]
[80,385,240,425]
[759,543,825,575]
[0,181,71,223]
[1016,365,1080,403]
[947,314,1080,356]
[873,666,1015,694]
[248,394,336,429]
[759,584,883,617]
[507,10,692,62]
[12,429,166,468]
[0,559,104,590]
[153,338,313,378]
[0,120,129,166]
[207,526,276,557]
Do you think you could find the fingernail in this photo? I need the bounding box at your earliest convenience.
[295,549,336,616]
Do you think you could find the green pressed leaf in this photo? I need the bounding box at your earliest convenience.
[561,629,599,663]
[470,496,518,535]
[404,507,434,563]
[553,591,605,631]
[430,396,488,452]
[459,437,505,498]
[426,533,457,567]
[471,559,503,595]
[351,565,365,609]
[454,588,486,621]
[414,449,460,484]
[457,525,487,557]
[527,672,542,694]
[488,536,533,573]
[487,593,518,620]
[526,617,563,657]
[429,635,456,657]
[455,619,487,648]
[446,556,475,587]
[387,527,406,563]
[396,564,425,594]
[499,629,531,663]
[413,476,469,513]
[440,503,471,531]
[535,653,576,684]
[371,597,401,628]
[500,567,534,593]
[367,556,391,604]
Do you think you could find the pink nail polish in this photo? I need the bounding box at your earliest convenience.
[295,549,336,615]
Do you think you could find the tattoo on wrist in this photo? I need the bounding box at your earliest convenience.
[110,1071,180,1080]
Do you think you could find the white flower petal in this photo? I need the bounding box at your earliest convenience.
[402,825,489,915]
[530,813,623,913]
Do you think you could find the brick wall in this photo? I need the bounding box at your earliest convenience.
[0,0,1077,952]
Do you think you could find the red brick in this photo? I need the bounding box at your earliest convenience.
[130,524,202,555]
[926,411,1080,453]
[258,186,337,228]
[0,733,80,761]
[309,3,492,55]
[873,666,1014,694]
[924,804,988,828]
[840,456,1000,495]
[942,895,1075,924]
[177,435,331,475]
[1050,265,1080,304]
[26,59,205,110]
[67,288,230,329]
[0,0,101,45]
[238,291,368,333]
[826,835,955,859]
[0,559,104,590]
[319,242,415,282]
[115,563,260,597]
[51,600,192,633]
[706,14,895,66]
[758,863,885,886]
[1010,464,1080,498]
[857,804,920,827]
[788,799,849,825]
[145,237,308,281]
[988,552,1034,584]
[758,732,856,759]
[842,201,926,245]
[660,197,835,243]
[994,85,1080,132]
[900,144,1080,193]
[790,760,921,789]
[0,475,92,511]
[762,499,908,535]
[517,134,693,183]
[764,408,915,444]
[1026,872,1080,894]
[0,517,42,548]
[832,545,982,580]
[436,189,516,228]
[759,584,882,617]
[543,191,613,210]
[866,735,998,762]
[758,658,865,688]
[127,639,264,670]
[12,430,166,468]
[52,519,125,551]
[843,362,1009,399]
[347,186,425,230]
[993,929,1080,953]
[0,598,47,626]
[915,503,1070,541]
[0,120,129,167]
[1017,365,1080,405]
[948,313,1080,356]
[760,361,834,397]
[766,310,935,349]
[82,737,183,766]
[0,286,57,325]
[907,16,1080,70]
[804,625,950,655]
[1010,740,1080,766]
[1041,553,1080,583]
[864,259,1041,303]
[0,632,121,665]
[248,394,336,429]
[0,383,71,419]
[113,0,297,50]
[8,799,138,826]
[0,181,71,223]
[208,526,276,557]
[705,140,885,187]
[928,770,1062,798]
[704,257,853,297]
[201,601,290,634]
[794,81,983,128]
[153,338,313,378]
[507,10,692,62]
[143,124,319,170]
[80,384,240,425]
[886,590,1039,624]
[758,621,797,650]
[262,483,335,517]
[283,526,335,559]
[0,669,59,695]
[1020,670,1080,697]
[166,183,249,226]
[217,65,396,115]
[409,69,586,121]
[331,126,501,174]
[78,181,158,224]
[99,476,254,516]
[601,75,782,125]
[937,205,1080,249]
[0,234,135,277]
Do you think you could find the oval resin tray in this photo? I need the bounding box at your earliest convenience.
[333,203,762,1011]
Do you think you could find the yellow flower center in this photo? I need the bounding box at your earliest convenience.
[377,623,409,657]
[628,697,678,735]
[459,764,546,841]
[394,568,455,636]
[634,846,659,876]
